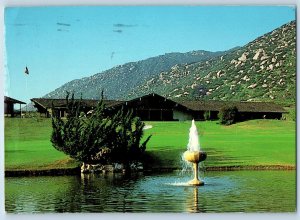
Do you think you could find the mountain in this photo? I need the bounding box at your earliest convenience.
[44,50,225,100]
[42,20,296,105]
[128,21,296,103]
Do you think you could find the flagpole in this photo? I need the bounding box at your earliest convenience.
[24,66,29,117]
[26,76,28,116]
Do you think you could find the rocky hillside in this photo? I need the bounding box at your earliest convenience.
[44,50,225,100]
[127,21,296,103]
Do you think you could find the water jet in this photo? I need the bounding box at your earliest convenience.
[183,119,207,186]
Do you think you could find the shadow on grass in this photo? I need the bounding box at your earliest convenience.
[142,147,251,170]
[143,150,183,170]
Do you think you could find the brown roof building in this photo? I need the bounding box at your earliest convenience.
[4,96,26,117]
[31,98,124,118]
[31,93,287,121]
[179,100,287,120]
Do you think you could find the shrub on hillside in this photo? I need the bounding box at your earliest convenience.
[218,105,239,125]
[51,93,151,167]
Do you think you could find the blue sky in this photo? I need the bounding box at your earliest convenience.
[4,6,295,104]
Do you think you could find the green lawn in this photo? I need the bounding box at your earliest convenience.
[143,120,296,169]
[4,118,295,170]
[5,118,78,170]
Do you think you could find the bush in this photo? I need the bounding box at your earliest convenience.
[218,106,238,125]
[285,107,296,121]
[203,111,210,120]
[51,93,151,166]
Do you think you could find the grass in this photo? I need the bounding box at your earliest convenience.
[4,118,295,171]
[143,120,295,169]
[5,118,79,170]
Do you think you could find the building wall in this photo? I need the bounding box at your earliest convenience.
[173,109,193,121]
[4,102,15,117]
[32,95,284,122]
[209,111,219,120]
[4,102,14,117]
[133,109,173,121]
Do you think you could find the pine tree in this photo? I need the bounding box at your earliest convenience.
[51,93,151,165]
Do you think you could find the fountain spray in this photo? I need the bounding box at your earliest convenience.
[187,119,200,152]
[183,119,207,186]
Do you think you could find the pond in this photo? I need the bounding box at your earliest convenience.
[5,170,296,213]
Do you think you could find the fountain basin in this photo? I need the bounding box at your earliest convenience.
[183,150,207,186]
[183,151,207,163]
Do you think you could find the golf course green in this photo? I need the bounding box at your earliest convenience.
[4,118,295,171]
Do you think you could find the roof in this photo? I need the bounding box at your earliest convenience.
[31,93,186,110]
[179,100,287,113]
[124,93,189,110]
[4,96,26,104]
[31,98,124,109]
[31,93,287,114]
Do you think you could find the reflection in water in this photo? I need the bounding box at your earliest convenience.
[52,172,143,212]
[186,187,199,213]
[5,170,296,213]
[194,187,198,212]
[185,187,208,213]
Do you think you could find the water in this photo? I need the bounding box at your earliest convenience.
[5,170,296,213]
[187,119,200,151]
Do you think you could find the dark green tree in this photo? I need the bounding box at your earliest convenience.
[218,105,239,125]
[51,93,84,159]
[203,111,210,121]
[51,93,151,165]
[110,109,151,167]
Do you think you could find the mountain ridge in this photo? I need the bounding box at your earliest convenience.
[42,20,296,105]
[127,20,296,104]
[44,50,225,100]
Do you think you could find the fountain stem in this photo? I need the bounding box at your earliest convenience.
[187,162,204,186]
[193,163,198,182]
[183,150,206,186]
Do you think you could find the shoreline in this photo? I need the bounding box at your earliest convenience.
[5,164,295,177]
